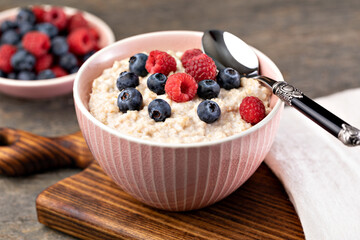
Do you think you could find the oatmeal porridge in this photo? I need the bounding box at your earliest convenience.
[89,50,272,143]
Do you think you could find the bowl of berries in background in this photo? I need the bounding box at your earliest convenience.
[0,5,115,99]
[73,31,284,211]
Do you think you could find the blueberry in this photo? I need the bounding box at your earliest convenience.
[37,69,56,80]
[18,22,34,36]
[16,41,24,50]
[18,71,36,80]
[197,79,220,99]
[216,67,242,90]
[148,99,171,122]
[197,100,221,123]
[116,71,139,91]
[69,66,79,74]
[147,73,167,95]
[16,8,36,25]
[59,53,78,71]
[51,36,68,56]
[1,30,20,45]
[11,50,36,71]
[36,23,58,38]
[83,50,96,62]
[117,88,143,113]
[129,53,148,77]
[1,20,17,33]
[0,70,6,78]
[7,72,17,79]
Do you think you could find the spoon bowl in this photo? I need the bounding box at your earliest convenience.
[202,30,258,74]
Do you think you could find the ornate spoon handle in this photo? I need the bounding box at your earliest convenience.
[256,76,360,146]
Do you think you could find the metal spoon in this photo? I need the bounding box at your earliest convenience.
[202,30,360,146]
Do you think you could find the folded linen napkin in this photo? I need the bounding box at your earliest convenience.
[265,88,360,240]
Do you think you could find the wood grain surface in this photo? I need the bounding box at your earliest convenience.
[36,162,304,240]
[0,128,93,176]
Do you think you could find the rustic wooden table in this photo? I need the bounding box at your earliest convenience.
[1,0,360,239]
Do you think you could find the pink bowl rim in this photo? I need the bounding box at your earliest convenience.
[0,5,116,88]
[74,30,284,148]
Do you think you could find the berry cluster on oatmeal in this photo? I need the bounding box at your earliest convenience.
[89,49,272,143]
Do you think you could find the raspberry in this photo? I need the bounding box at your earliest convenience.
[87,27,100,41]
[22,31,51,57]
[165,73,198,102]
[184,53,217,82]
[0,44,17,73]
[68,12,88,32]
[67,28,96,55]
[239,96,266,125]
[51,66,68,77]
[35,54,53,72]
[145,50,177,76]
[181,48,203,68]
[43,7,67,30]
[32,6,45,22]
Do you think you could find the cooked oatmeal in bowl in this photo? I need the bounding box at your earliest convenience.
[89,50,272,143]
[74,31,284,211]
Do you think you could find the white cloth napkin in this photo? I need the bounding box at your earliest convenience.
[265,88,360,240]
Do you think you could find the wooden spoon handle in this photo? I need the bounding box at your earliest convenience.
[0,128,93,177]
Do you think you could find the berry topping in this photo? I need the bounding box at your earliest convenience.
[184,53,217,82]
[165,73,198,102]
[197,100,221,123]
[7,72,17,79]
[37,69,56,80]
[239,96,266,125]
[145,50,177,76]
[68,12,89,32]
[0,7,101,81]
[87,27,100,41]
[67,28,96,55]
[69,66,79,74]
[35,54,53,72]
[129,53,148,77]
[147,73,167,95]
[43,7,67,30]
[11,50,36,72]
[1,20,17,33]
[22,31,51,57]
[117,88,143,113]
[83,50,96,62]
[16,8,36,25]
[148,99,171,122]
[217,67,242,90]
[59,52,78,72]
[32,6,45,23]
[51,66,67,77]
[197,79,220,99]
[18,22,34,36]
[35,23,58,38]
[181,48,203,68]
[18,71,36,81]
[0,44,17,73]
[116,71,139,91]
[51,36,69,56]
[1,30,21,45]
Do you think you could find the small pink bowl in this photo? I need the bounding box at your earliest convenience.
[0,6,115,99]
[74,31,284,211]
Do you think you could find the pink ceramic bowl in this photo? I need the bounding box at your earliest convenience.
[74,31,284,211]
[0,6,115,99]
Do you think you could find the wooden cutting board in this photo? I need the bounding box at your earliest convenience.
[36,162,304,240]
